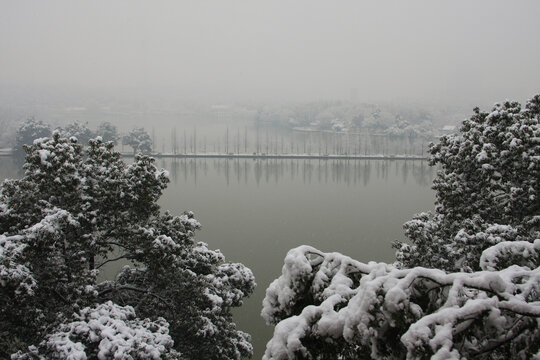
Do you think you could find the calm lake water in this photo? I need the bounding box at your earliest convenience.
[0,156,435,358]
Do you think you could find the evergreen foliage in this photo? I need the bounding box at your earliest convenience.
[0,133,255,359]
[96,121,120,145]
[395,95,539,272]
[13,117,52,158]
[12,301,181,360]
[262,245,539,359]
[262,95,540,359]
[124,127,153,154]
[59,121,96,146]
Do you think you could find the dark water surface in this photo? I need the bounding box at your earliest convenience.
[0,156,435,359]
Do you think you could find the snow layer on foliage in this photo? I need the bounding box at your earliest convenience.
[202,245,256,310]
[480,239,540,271]
[32,136,50,145]
[152,234,180,251]
[179,212,201,229]
[27,208,80,236]
[262,245,387,325]
[156,169,170,180]
[0,234,36,295]
[2,132,255,360]
[262,245,319,322]
[37,149,51,166]
[14,301,174,360]
[262,245,540,359]
[396,96,540,273]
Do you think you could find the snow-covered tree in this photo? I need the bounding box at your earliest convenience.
[59,121,95,145]
[262,95,540,359]
[96,121,120,144]
[124,127,153,154]
[0,233,37,356]
[12,301,180,360]
[395,95,539,272]
[0,133,255,359]
[13,117,51,157]
[262,245,540,359]
[385,118,433,138]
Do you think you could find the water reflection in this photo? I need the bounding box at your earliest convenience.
[153,157,436,359]
[161,158,434,188]
[0,155,435,359]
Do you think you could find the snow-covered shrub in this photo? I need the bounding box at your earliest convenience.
[0,133,255,359]
[12,301,179,360]
[262,246,540,359]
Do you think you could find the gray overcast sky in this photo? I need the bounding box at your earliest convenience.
[1,0,539,105]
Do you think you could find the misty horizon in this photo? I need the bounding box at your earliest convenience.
[1,0,539,108]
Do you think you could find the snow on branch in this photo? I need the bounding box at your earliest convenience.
[262,245,540,359]
[0,234,36,296]
[12,301,179,360]
[480,239,540,271]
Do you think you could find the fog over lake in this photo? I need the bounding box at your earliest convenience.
[1,1,539,358]
[2,0,540,107]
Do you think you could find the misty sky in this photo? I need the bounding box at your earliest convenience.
[1,0,539,105]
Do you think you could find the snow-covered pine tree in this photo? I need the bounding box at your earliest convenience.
[262,95,540,359]
[96,121,120,145]
[13,117,52,158]
[262,245,539,359]
[0,133,255,359]
[395,95,539,272]
[59,121,96,146]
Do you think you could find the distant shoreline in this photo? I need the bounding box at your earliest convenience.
[0,149,427,161]
[121,153,428,161]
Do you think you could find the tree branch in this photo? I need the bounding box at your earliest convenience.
[96,254,133,269]
[96,240,133,251]
[471,316,533,357]
[99,284,171,306]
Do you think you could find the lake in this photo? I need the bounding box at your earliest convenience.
[0,156,435,358]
